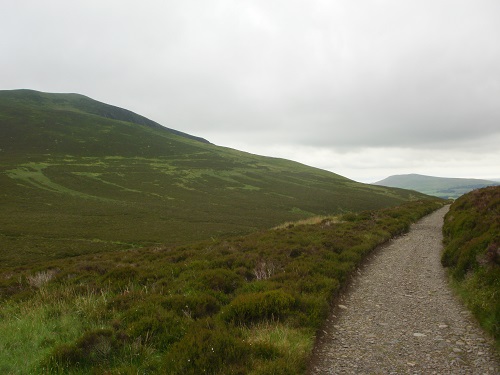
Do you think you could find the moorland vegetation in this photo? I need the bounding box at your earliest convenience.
[441,186,500,348]
[0,200,443,374]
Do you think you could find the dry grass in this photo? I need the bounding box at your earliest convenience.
[273,215,342,230]
[26,270,58,289]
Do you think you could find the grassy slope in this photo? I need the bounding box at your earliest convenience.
[0,89,428,267]
[441,186,500,348]
[0,200,443,374]
[374,173,499,199]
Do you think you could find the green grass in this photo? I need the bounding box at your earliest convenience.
[241,322,314,374]
[0,285,110,374]
[441,186,500,349]
[0,200,443,374]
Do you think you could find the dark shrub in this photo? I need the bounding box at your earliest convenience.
[161,293,220,319]
[222,290,295,324]
[43,328,122,369]
[127,310,187,348]
[107,290,148,312]
[162,319,249,374]
[199,268,243,293]
[102,266,138,289]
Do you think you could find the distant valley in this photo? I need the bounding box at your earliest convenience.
[374,173,499,199]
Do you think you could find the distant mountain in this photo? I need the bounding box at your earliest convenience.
[0,89,436,266]
[373,174,499,199]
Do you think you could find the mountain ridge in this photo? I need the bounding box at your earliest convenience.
[0,89,210,144]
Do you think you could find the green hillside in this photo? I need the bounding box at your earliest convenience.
[0,89,431,266]
[374,173,499,199]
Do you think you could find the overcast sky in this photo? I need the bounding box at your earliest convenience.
[2,1,499,182]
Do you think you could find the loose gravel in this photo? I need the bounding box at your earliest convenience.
[308,206,500,374]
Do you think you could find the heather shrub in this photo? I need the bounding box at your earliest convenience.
[222,290,295,324]
[161,293,221,319]
[102,266,138,290]
[237,280,278,294]
[107,290,149,312]
[162,319,249,374]
[42,328,123,370]
[292,294,331,328]
[198,268,243,293]
[126,310,187,348]
[296,275,339,295]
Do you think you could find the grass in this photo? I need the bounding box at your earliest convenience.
[441,186,500,349]
[242,322,314,374]
[273,216,341,230]
[0,199,443,374]
[0,285,110,374]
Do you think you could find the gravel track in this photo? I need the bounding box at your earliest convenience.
[308,206,499,374]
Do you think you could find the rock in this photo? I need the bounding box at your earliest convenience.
[338,305,348,310]
[413,333,426,337]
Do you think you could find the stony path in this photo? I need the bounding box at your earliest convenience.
[308,206,500,374]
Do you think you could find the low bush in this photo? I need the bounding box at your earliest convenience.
[198,268,243,293]
[162,319,249,374]
[126,310,187,348]
[223,290,296,324]
[41,328,123,371]
[161,293,221,319]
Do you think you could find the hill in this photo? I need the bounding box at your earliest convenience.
[0,89,433,266]
[373,173,499,199]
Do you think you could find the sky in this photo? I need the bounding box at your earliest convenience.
[2,0,499,182]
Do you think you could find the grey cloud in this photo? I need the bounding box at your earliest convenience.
[1,0,499,180]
